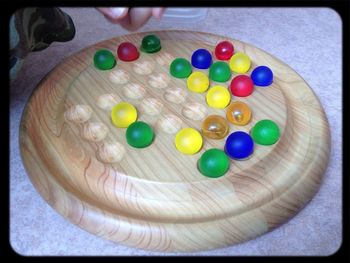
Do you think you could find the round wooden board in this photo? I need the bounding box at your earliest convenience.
[19,30,331,252]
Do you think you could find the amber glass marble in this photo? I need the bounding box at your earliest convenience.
[226,101,252,126]
[201,115,229,139]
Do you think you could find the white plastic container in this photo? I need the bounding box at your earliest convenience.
[161,8,208,23]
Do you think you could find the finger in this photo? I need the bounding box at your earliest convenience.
[119,8,153,31]
[97,7,129,23]
[152,8,166,20]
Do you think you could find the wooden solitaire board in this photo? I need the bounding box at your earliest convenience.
[19,30,331,252]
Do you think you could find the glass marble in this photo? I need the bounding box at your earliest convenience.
[140,34,161,53]
[201,115,229,139]
[250,119,280,145]
[226,101,252,126]
[225,131,254,160]
[230,75,254,97]
[111,102,137,128]
[229,52,251,73]
[191,48,212,69]
[209,61,231,82]
[251,66,273,86]
[175,128,203,155]
[117,42,139,61]
[198,148,230,178]
[170,58,192,78]
[126,121,154,148]
[94,49,116,70]
[187,72,209,93]
[215,41,234,60]
[206,86,231,109]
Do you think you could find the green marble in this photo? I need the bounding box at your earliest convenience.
[170,58,192,78]
[198,148,230,178]
[93,49,116,70]
[209,61,231,82]
[251,119,280,145]
[126,121,154,148]
[140,34,161,53]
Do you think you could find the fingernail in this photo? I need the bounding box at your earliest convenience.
[153,8,165,20]
[108,7,127,19]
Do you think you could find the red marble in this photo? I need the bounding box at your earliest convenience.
[214,41,234,60]
[117,42,140,62]
[230,75,254,97]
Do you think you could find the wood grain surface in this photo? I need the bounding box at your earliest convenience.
[19,30,331,252]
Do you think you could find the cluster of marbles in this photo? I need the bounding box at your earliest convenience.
[93,34,162,148]
[111,102,154,149]
[93,34,161,70]
[93,34,279,179]
[168,40,279,178]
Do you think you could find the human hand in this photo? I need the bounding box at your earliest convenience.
[97,7,165,31]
